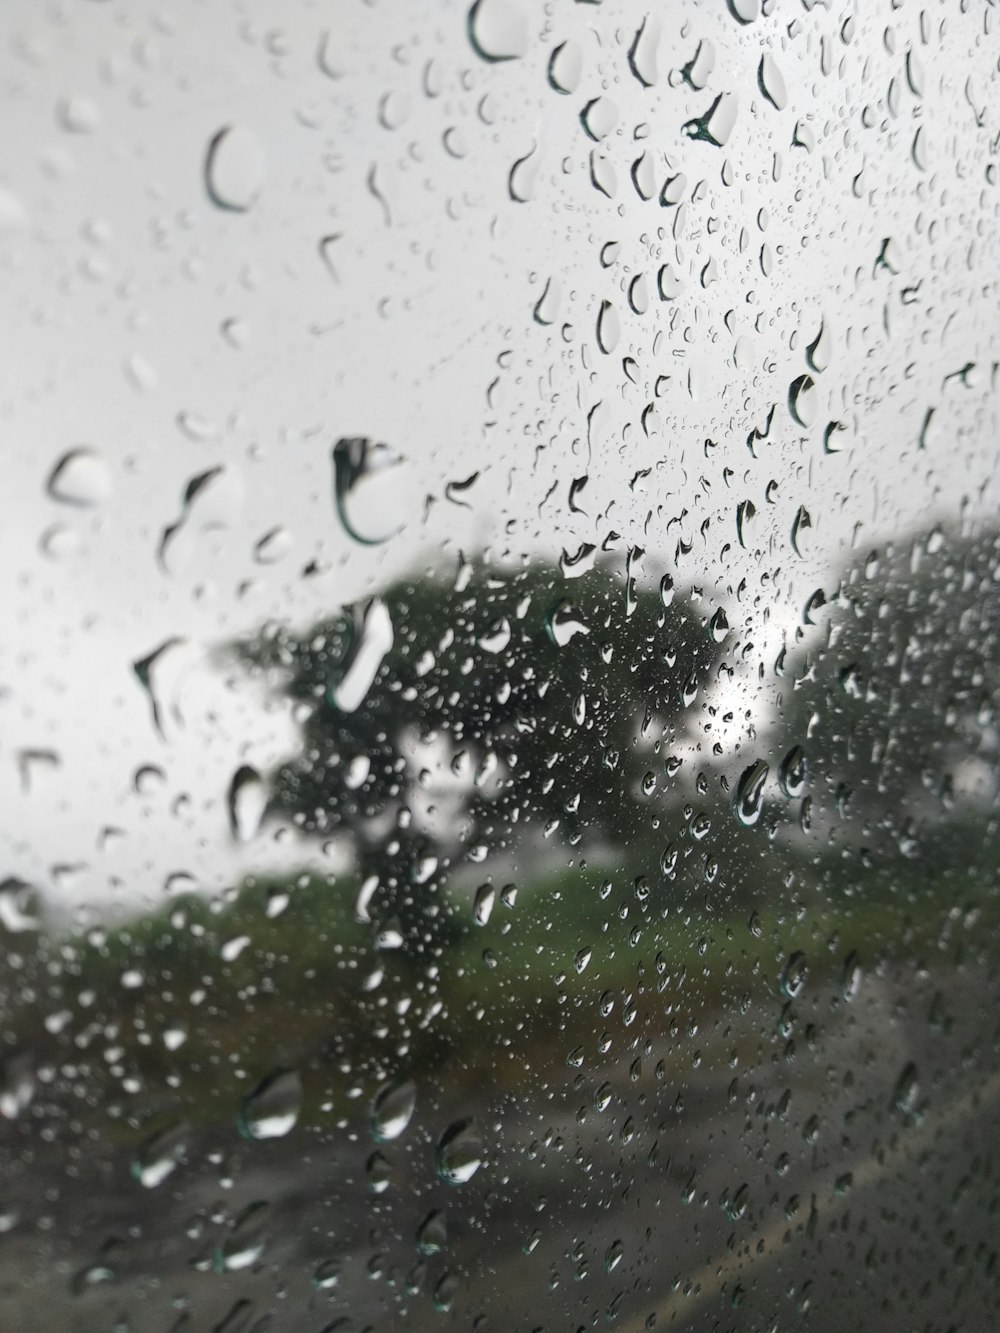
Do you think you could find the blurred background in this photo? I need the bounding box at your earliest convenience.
[0,0,998,1329]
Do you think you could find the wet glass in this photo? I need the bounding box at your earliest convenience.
[1,1,999,1329]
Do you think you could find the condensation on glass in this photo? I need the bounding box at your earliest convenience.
[0,0,998,1329]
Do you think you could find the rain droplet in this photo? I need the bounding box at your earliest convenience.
[533,276,562,324]
[58,95,101,134]
[728,0,759,22]
[435,1119,482,1185]
[631,152,656,200]
[788,374,816,427]
[508,141,541,203]
[589,149,617,198]
[47,448,112,507]
[417,1210,448,1255]
[473,883,496,926]
[779,951,807,1000]
[205,126,266,212]
[824,420,847,453]
[660,171,686,207]
[708,608,730,643]
[468,0,528,62]
[367,1150,392,1194]
[561,542,596,579]
[332,437,405,545]
[329,599,394,714]
[628,16,661,87]
[238,1069,302,1140]
[734,760,768,827]
[0,1055,34,1120]
[791,506,812,555]
[218,1202,269,1271]
[253,526,293,564]
[228,766,265,842]
[905,47,925,98]
[548,40,582,94]
[683,39,716,90]
[778,746,806,798]
[371,1077,417,1142]
[159,467,244,575]
[683,93,738,147]
[479,618,512,654]
[892,1062,920,1118]
[132,638,200,740]
[841,952,862,1002]
[547,600,590,647]
[596,300,620,354]
[0,879,40,934]
[581,97,618,142]
[314,1258,341,1289]
[758,54,788,110]
[806,320,832,373]
[132,1122,188,1189]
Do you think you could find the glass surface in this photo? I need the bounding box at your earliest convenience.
[1,1,998,1329]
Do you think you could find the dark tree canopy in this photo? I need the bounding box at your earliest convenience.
[234,554,734,946]
[772,523,1000,892]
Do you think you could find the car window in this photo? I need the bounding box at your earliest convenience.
[1,1,998,1330]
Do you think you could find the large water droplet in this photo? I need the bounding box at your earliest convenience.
[0,878,40,934]
[547,600,590,647]
[734,760,768,827]
[329,599,394,714]
[628,16,661,87]
[683,39,716,90]
[533,275,562,324]
[47,448,112,507]
[417,1210,448,1255]
[841,952,862,1003]
[779,951,807,1000]
[132,637,200,740]
[332,437,405,545]
[548,40,582,93]
[468,0,528,62]
[708,608,730,643]
[473,883,495,925]
[228,765,265,842]
[218,1202,269,1271]
[435,1119,482,1185]
[159,467,244,575]
[758,54,788,110]
[581,97,618,142]
[683,93,738,147]
[508,141,541,202]
[778,746,806,798]
[238,1069,302,1140]
[371,1077,416,1142]
[788,374,817,427]
[205,126,265,212]
[791,506,812,555]
[0,1055,34,1120]
[728,0,759,22]
[596,300,620,354]
[561,542,596,579]
[132,1122,188,1189]
[479,618,512,655]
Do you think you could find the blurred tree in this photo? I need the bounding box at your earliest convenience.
[769,523,1000,897]
[233,554,731,955]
